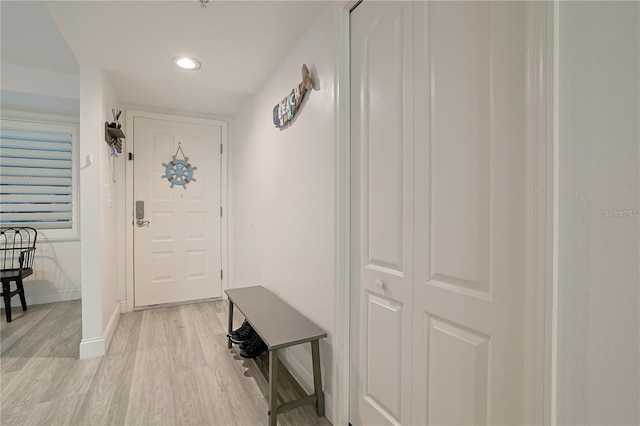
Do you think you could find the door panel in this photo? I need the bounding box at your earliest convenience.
[365,293,403,420]
[351,2,414,425]
[351,1,527,425]
[425,315,490,425]
[134,117,222,307]
[412,2,526,424]
[429,0,491,293]
[365,7,405,273]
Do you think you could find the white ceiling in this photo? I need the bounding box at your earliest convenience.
[2,1,330,117]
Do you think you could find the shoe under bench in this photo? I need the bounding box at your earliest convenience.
[225,285,327,426]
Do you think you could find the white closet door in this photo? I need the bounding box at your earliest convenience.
[351,1,528,425]
[411,2,527,424]
[350,2,415,425]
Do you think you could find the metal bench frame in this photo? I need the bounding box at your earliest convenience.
[225,285,327,426]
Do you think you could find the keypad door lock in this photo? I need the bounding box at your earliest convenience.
[135,200,151,227]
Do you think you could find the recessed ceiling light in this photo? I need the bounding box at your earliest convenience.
[174,57,201,70]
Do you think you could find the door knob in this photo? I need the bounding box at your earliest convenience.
[375,277,385,289]
[136,218,151,227]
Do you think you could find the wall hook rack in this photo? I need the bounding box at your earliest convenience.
[105,122,125,153]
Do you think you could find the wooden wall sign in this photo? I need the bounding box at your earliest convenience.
[272,64,314,128]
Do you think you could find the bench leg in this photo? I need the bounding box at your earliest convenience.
[2,281,12,322]
[17,278,27,311]
[269,348,279,426]
[311,340,325,417]
[227,300,234,349]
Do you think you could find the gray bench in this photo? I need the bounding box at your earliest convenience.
[225,285,327,426]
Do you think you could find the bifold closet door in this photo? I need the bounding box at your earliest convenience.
[351,1,528,425]
[350,2,415,425]
[411,2,527,424]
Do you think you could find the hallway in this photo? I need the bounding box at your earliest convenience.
[1,300,330,425]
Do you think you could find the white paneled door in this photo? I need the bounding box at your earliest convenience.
[350,2,415,425]
[133,116,222,307]
[351,1,527,425]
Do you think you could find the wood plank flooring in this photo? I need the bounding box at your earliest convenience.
[1,300,331,426]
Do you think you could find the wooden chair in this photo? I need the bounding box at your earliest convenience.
[0,227,37,322]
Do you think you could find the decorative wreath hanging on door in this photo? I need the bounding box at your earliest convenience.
[161,142,197,189]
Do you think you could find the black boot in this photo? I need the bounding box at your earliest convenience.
[240,334,268,358]
[228,320,255,344]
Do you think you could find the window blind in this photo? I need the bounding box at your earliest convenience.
[0,122,74,229]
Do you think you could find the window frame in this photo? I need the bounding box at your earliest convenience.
[0,112,79,241]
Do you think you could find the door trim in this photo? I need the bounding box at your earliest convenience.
[335,3,357,425]
[523,2,555,424]
[124,109,230,313]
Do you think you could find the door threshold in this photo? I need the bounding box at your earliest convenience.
[134,297,222,311]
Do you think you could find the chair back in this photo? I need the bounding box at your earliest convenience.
[0,227,37,272]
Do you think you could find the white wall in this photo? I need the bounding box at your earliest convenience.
[2,11,123,358]
[1,63,79,118]
[557,2,639,424]
[78,66,123,359]
[100,73,125,338]
[231,4,339,422]
[1,62,83,307]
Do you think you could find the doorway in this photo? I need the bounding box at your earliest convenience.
[126,111,228,309]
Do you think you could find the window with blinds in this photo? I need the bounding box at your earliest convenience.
[0,119,77,235]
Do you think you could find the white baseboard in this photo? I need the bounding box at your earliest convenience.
[79,336,105,359]
[1,289,81,309]
[280,349,334,424]
[280,350,314,392]
[104,301,121,353]
[79,302,121,360]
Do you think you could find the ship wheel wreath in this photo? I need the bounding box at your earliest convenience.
[162,142,197,189]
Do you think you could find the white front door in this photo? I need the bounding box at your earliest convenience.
[133,116,222,307]
[351,1,528,424]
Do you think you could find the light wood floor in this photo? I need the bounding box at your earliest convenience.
[1,300,331,426]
